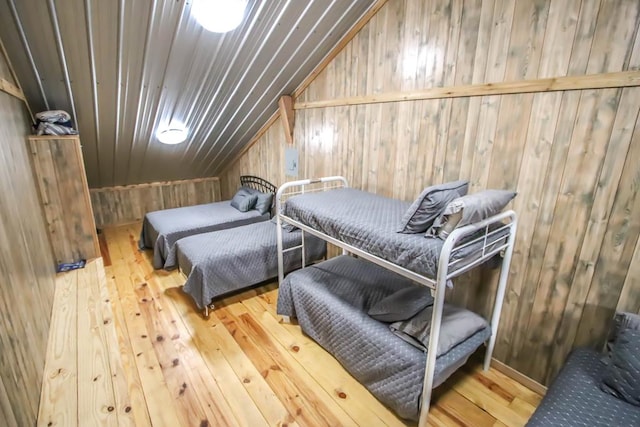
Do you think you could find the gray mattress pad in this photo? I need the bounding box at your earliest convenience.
[277,255,491,420]
[139,200,269,270]
[284,188,507,279]
[176,221,326,310]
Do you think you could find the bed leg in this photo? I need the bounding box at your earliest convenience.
[203,302,214,319]
[281,315,291,324]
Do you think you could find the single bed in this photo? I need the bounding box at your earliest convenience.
[277,255,491,421]
[275,176,517,426]
[176,220,326,314]
[139,176,276,270]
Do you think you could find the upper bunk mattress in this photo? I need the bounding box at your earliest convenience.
[284,188,502,279]
[139,201,269,270]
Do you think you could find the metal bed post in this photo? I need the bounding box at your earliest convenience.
[276,176,349,284]
[276,186,286,284]
[418,226,458,427]
[484,213,517,371]
[418,267,448,427]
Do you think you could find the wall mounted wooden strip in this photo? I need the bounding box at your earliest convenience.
[222,0,640,386]
[90,177,221,228]
[295,70,640,109]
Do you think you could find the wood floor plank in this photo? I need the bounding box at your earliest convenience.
[97,258,138,427]
[38,270,78,427]
[242,295,405,427]
[76,261,119,426]
[162,274,299,427]
[433,387,496,427]
[139,279,266,426]
[110,229,184,427]
[104,265,152,427]
[219,302,360,427]
[451,372,528,427]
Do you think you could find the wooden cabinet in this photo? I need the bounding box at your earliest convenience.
[28,135,100,265]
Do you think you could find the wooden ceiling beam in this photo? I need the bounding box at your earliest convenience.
[278,95,294,145]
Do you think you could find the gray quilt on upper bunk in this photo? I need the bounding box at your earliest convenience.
[277,255,491,420]
[284,188,504,279]
[176,220,326,310]
[139,201,269,270]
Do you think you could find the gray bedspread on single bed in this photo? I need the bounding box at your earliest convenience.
[285,188,506,279]
[139,201,269,270]
[277,255,491,420]
[176,221,326,310]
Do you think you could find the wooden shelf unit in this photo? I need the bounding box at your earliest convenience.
[28,135,100,265]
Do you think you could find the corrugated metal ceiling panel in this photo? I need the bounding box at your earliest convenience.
[0,0,376,187]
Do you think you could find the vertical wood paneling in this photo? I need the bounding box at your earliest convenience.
[28,136,100,265]
[222,0,640,385]
[0,56,56,425]
[90,177,221,228]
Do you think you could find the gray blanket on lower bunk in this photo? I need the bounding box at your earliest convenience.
[176,221,326,310]
[277,255,491,420]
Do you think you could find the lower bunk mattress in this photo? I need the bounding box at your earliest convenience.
[277,255,491,421]
[176,220,326,310]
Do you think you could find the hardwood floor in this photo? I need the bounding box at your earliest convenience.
[38,223,542,426]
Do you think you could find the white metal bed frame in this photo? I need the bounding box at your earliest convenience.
[275,176,517,426]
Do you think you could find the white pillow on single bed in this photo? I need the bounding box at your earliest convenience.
[427,189,516,239]
[230,188,258,212]
[397,180,469,234]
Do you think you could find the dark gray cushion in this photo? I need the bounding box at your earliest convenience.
[243,186,274,215]
[428,189,516,238]
[390,304,487,356]
[368,285,433,322]
[254,192,273,215]
[601,326,640,406]
[230,188,258,212]
[607,312,640,356]
[398,180,469,234]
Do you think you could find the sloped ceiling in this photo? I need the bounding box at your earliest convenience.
[0,0,376,188]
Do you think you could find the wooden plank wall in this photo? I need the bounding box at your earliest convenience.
[28,136,101,265]
[90,177,222,228]
[0,56,56,425]
[222,0,640,385]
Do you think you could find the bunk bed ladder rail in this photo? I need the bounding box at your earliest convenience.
[276,176,349,283]
[418,210,518,427]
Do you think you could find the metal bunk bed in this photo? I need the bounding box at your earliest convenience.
[275,176,517,426]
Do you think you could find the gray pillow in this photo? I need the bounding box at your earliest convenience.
[428,189,516,238]
[607,312,640,354]
[390,304,488,356]
[601,327,640,406]
[398,180,469,234]
[368,286,433,322]
[242,186,274,215]
[230,188,258,212]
